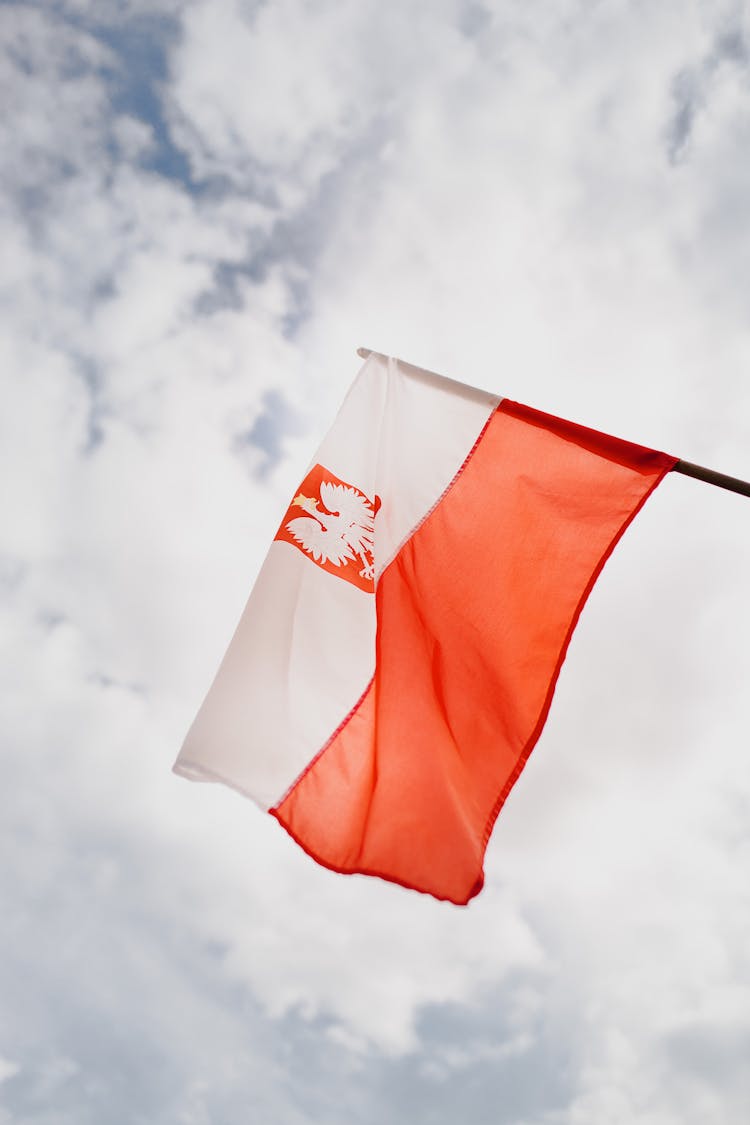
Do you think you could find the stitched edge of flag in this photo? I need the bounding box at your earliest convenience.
[172,757,269,810]
[271,671,377,810]
[374,398,502,584]
[269,799,484,906]
[477,452,679,854]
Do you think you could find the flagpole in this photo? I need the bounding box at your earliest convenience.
[672,460,750,498]
[356,348,750,501]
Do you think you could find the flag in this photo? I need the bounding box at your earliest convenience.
[174,351,676,904]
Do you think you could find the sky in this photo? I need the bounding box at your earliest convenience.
[1,0,749,1121]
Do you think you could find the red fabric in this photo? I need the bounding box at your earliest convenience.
[272,404,676,904]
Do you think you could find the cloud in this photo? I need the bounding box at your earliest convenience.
[2,0,749,1122]
[667,21,749,162]
[234,387,306,477]
[0,1060,20,1085]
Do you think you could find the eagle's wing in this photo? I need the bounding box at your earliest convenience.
[286,516,354,566]
[320,482,375,556]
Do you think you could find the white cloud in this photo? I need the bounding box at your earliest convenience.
[0,1059,20,1084]
[2,0,749,1121]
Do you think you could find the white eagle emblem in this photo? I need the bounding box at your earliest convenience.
[286,481,376,581]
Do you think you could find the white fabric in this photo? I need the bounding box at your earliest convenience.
[174,352,500,809]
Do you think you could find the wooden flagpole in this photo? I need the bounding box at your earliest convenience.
[672,460,750,499]
[355,348,750,500]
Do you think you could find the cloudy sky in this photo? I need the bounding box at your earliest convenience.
[2,0,750,1121]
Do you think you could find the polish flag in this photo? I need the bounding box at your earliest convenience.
[174,351,676,904]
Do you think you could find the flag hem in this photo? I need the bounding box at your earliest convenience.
[268,802,484,905]
[374,399,501,582]
[478,451,678,852]
[272,673,376,809]
[172,757,269,811]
